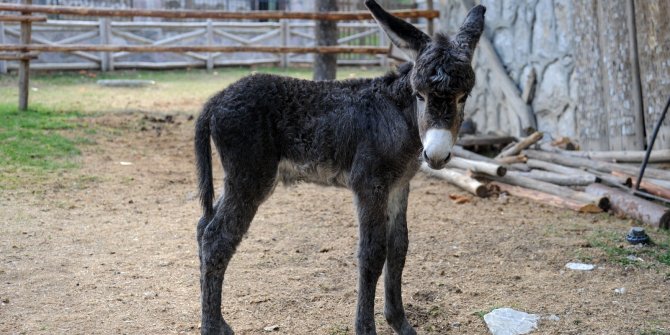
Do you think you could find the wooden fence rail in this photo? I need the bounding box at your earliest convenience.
[0,3,438,21]
[0,2,436,110]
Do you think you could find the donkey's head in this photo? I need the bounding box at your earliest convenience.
[366,0,485,169]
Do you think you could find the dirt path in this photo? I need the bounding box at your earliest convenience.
[1,112,668,334]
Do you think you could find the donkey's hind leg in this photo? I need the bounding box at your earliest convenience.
[199,167,276,335]
[383,184,416,335]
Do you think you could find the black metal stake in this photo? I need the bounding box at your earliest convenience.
[636,95,670,191]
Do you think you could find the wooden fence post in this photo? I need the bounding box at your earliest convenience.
[279,19,288,68]
[99,18,112,71]
[18,0,32,110]
[426,0,434,36]
[0,22,6,74]
[205,19,213,71]
[378,25,388,67]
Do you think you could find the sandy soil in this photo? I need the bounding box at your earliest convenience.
[1,112,669,335]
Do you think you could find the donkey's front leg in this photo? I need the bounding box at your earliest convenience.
[354,188,389,335]
[383,184,416,335]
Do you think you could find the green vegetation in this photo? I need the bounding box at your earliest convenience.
[0,103,82,173]
[587,229,670,267]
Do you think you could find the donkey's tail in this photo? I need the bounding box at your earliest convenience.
[195,103,214,218]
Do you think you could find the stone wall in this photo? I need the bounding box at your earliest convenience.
[438,0,670,150]
[438,0,577,141]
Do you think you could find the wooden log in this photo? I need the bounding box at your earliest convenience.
[487,172,609,210]
[508,170,596,187]
[491,182,602,213]
[508,163,531,172]
[496,155,527,165]
[526,159,595,178]
[612,171,670,199]
[421,164,488,197]
[448,157,506,177]
[584,168,633,188]
[495,131,543,159]
[452,145,499,165]
[556,149,670,163]
[0,3,439,21]
[0,44,389,55]
[523,149,670,181]
[585,183,670,229]
[456,134,517,147]
[0,15,46,22]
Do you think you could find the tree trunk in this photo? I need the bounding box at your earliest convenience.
[313,0,338,81]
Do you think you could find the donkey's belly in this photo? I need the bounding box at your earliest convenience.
[277,159,350,188]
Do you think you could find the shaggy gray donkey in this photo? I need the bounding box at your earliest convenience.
[194,1,485,334]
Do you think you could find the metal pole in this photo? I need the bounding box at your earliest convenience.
[635,95,670,190]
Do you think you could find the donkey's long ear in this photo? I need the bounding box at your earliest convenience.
[454,5,486,58]
[365,0,430,61]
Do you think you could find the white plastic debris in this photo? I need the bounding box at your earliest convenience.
[120,161,133,166]
[565,262,595,271]
[545,314,560,321]
[483,308,540,335]
[614,287,626,295]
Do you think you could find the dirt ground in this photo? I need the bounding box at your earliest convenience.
[1,111,669,335]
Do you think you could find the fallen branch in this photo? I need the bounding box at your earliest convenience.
[495,131,543,159]
[491,182,601,213]
[448,157,506,177]
[585,183,670,229]
[421,164,488,197]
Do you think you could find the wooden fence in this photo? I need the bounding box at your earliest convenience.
[0,20,427,71]
[0,1,438,110]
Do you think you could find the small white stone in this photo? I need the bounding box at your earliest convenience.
[614,287,626,295]
[565,262,595,271]
[263,325,279,332]
[545,314,560,321]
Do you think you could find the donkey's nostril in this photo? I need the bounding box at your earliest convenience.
[443,152,452,163]
[423,150,429,162]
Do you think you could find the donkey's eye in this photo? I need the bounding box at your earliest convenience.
[416,94,425,102]
[458,96,467,104]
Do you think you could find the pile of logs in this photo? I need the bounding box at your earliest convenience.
[423,132,670,229]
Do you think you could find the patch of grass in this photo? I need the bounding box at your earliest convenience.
[472,305,503,319]
[0,103,82,173]
[587,229,670,267]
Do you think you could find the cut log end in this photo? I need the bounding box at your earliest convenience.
[496,166,507,177]
[596,197,611,211]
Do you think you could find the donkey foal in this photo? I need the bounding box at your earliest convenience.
[194,1,485,334]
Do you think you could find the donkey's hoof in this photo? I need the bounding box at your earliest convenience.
[201,321,234,335]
